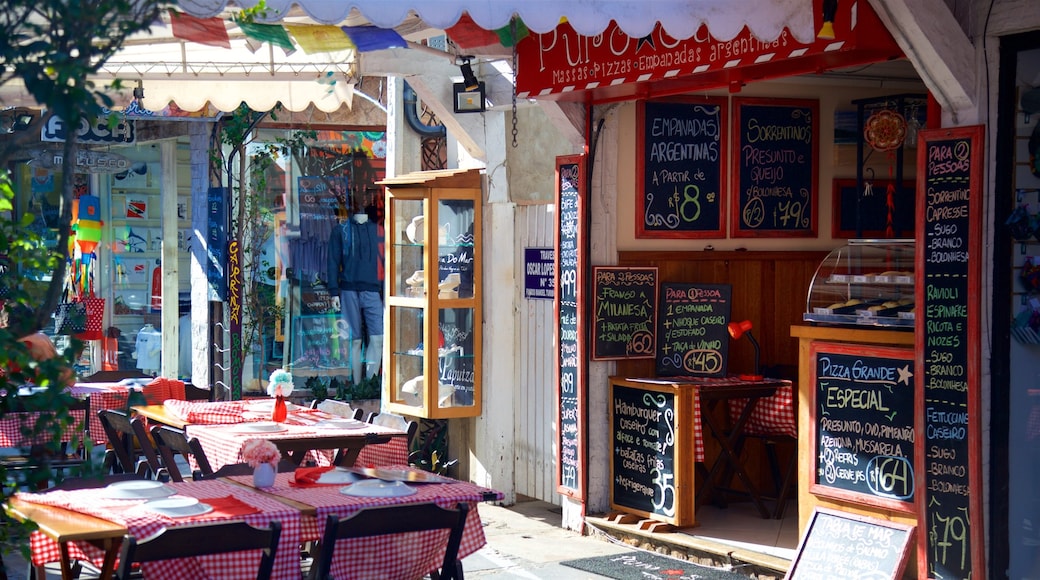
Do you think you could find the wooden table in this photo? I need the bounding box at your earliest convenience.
[608,376,791,526]
[5,496,126,580]
[11,473,502,580]
[130,404,189,429]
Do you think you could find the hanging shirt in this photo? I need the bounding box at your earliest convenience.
[135,325,162,373]
[327,216,385,293]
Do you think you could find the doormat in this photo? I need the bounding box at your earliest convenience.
[560,552,749,580]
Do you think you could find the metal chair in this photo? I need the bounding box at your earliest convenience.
[312,399,364,420]
[310,502,469,580]
[97,409,161,478]
[116,520,282,580]
[150,424,213,481]
[366,411,418,445]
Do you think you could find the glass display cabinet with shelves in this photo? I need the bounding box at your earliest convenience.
[804,239,916,328]
[382,169,482,419]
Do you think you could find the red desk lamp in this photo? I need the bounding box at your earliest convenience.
[727,320,763,381]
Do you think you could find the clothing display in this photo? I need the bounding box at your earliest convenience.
[134,323,162,375]
[327,213,385,384]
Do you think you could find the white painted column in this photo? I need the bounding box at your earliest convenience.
[160,140,179,379]
[188,123,211,388]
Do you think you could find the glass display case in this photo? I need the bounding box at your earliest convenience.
[382,169,482,419]
[804,239,916,328]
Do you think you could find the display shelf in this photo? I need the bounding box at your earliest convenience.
[803,239,915,329]
[382,168,483,419]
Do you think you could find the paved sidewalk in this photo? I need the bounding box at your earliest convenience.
[465,498,636,578]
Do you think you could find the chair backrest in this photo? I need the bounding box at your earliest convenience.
[97,409,161,478]
[150,425,213,482]
[116,520,282,580]
[184,383,211,401]
[313,502,469,580]
[366,411,418,444]
[197,459,298,480]
[315,399,363,421]
[80,370,150,383]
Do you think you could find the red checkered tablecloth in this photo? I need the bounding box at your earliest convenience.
[228,469,503,580]
[164,400,250,425]
[22,479,302,579]
[726,383,797,438]
[187,419,409,472]
[0,410,87,448]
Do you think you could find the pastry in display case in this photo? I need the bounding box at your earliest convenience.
[382,169,483,419]
[804,239,915,328]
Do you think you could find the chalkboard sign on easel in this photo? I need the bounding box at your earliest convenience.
[787,508,914,579]
[656,283,731,378]
[610,383,677,520]
[555,154,587,500]
[637,97,727,238]
[592,267,658,360]
[809,343,916,511]
[915,126,984,580]
[731,98,818,238]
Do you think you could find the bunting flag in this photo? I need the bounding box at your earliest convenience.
[285,24,354,54]
[169,9,231,49]
[237,20,295,52]
[340,25,407,52]
[447,14,529,51]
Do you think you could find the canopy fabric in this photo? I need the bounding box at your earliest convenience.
[176,0,817,44]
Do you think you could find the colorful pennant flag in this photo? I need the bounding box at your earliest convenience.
[495,19,529,47]
[169,9,231,49]
[285,24,354,54]
[340,25,407,53]
[446,13,501,50]
[237,20,295,52]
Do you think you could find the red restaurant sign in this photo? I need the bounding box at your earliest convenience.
[516,0,902,102]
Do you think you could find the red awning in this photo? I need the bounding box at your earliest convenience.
[515,0,904,102]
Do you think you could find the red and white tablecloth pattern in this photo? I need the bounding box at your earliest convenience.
[649,377,794,462]
[725,383,797,439]
[0,409,87,448]
[22,479,302,579]
[70,383,130,444]
[187,419,409,471]
[164,400,250,424]
[228,469,503,580]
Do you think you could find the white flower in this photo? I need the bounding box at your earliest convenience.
[267,369,294,397]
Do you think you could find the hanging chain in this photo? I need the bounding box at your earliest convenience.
[511,18,519,148]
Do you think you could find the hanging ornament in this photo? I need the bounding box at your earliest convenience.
[74,194,103,255]
[864,109,908,152]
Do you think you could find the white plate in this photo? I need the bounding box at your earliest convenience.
[315,419,366,430]
[232,422,287,434]
[101,480,175,500]
[144,497,213,518]
[341,480,417,498]
[316,469,365,485]
[245,400,299,413]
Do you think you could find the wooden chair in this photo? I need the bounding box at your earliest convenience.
[311,502,469,580]
[79,370,150,383]
[2,395,92,490]
[97,409,161,478]
[116,520,282,580]
[366,411,418,445]
[196,459,298,480]
[150,425,214,481]
[184,382,211,401]
[312,399,364,421]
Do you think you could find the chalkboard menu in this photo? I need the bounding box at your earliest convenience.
[788,508,914,579]
[915,126,984,580]
[592,267,658,360]
[555,155,586,499]
[656,283,731,378]
[636,98,727,238]
[610,383,677,520]
[731,98,818,237]
[810,344,916,511]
